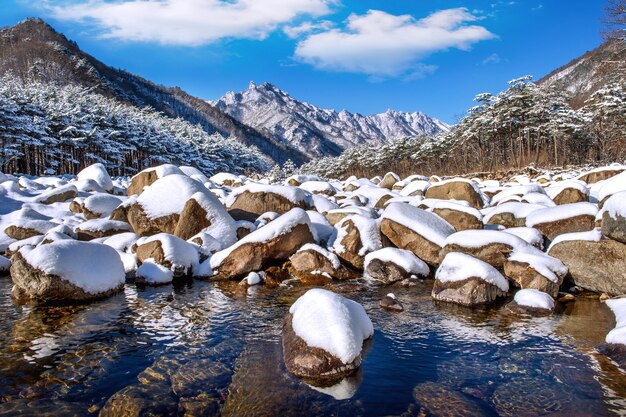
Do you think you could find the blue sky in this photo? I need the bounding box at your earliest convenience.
[0,1,605,123]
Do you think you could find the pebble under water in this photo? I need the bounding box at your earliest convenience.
[0,278,625,416]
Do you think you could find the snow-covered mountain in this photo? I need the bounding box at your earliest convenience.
[538,39,625,109]
[211,82,450,158]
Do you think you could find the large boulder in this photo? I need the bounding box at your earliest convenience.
[226,184,312,222]
[526,202,598,241]
[548,231,626,296]
[424,178,485,209]
[364,247,429,284]
[379,172,400,190]
[289,244,355,283]
[547,181,588,205]
[4,219,57,240]
[34,184,78,204]
[135,233,199,277]
[503,247,567,297]
[127,174,209,236]
[483,202,543,228]
[126,164,184,196]
[506,289,555,316]
[577,166,625,184]
[601,191,626,244]
[75,219,133,241]
[10,240,125,304]
[380,203,454,267]
[430,202,483,231]
[173,191,237,248]
[81,194,123,219]
[283,289,373,381]
[432,252,509,306]
[440,230,528,269]
[76,163,114,192]
[210,208,314,279]
[331,214,382,270]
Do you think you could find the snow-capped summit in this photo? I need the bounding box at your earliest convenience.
[211,82,450,158]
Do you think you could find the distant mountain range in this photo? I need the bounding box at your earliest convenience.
[211,82,450,158]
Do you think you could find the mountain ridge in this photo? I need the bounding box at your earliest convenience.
[211,81,450,158]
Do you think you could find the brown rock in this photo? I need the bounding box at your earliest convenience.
[4,225,44,241]
[365,258,417,284]
[379,294,404,312]
[412,382,494,417]
[228,191,309,222]
[213,223,314,279]
[173,198,212,240]
[425,180,484,209]
[602,210,626,244]
[505,300,554,316]
[126,170,160,196]
[532,214,595,241]
[380,219,444,267]
[578,168,624,184]
[36,185,78,205]
[333,218,377,270]
[10,252,123,305]
[548,239,626,296]
[289,248,355,282]
[503,260,564,297]
[440,242,514,269]
[432,276,508,306]
[127,203,179,236]
[69,200,83,213]
[282,313,364,381]
[552,188,587,205]
[379,172,400,190]
[433,207,483,231]
[99,382,177,417]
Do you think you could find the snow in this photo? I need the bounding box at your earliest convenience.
[82,194,123,216]
[306,210,334,244]
[491,184,545,205]
[521,192,557,207]
[428,200,483,219]
[548,228,602,251]
[6,218,58,235]
[310,194,339,213]
[605,298,626,346]
[508,246,568,283]
[603,191,626,218]
[289,288,374,364]
[436,252,509,292]
[139,233,199,274]
[75,219,132,233]
[364,247,429,277]
[598,171,626,202]
[137,174,209,219]
[187,191,238,248]
[76,163,113,192]
[298,243,341,269]
[502,227,545,249]
[525,202,598,227]
[179,165,209,183]
[514,289,555,310]
[382,203,454,247]
[546,180,589,200]
[9,235,44,252]
[210,172,241,185]
[211,208,311,269]
[33,184,78,204]
[136,260,174,285]
[102,232,138,252]
[225,183,312,208]
[332,214,382,256]
[353,185,399,208]
[20,240,124,294]
[443,229,528,250]
[245,271,262,286]
[299,181,337,195]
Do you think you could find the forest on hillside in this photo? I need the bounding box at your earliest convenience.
[300,75,626,179]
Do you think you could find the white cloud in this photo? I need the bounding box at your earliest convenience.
[482,53,501,64]
[284,20,334,39]
[294,8,496,77]
[45,0,335,45]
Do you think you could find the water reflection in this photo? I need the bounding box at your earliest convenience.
[0,278,623,416]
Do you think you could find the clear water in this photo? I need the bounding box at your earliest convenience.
[0,278,625,416]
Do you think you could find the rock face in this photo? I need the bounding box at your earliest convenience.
[602,193,626,244]
[332,215,381,270]
[211,209,314,279]
[227,186,311,222]
[173,198,212,240]
[432,207,483,231]
[503,259,564,297]
[425,179,484,209]
[552,187,587,205]
[289,246,354,282]
[379,172,399,190]
[526,203,598,241]
[530,214,596,241]
[549,239,626,295]
[10,242,125,304]
[432,252,509,306]
[127,204,180,236]
[380,204,454,267]
[172,192,237,247]
[578,167,624,184]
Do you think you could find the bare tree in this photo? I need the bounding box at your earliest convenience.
[602,0,626,40]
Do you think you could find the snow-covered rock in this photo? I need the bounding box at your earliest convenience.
[135,233,199,277]
[289,243,354,283]
[601,191,626,244]
[525,202,598,240]
[506,289,555,315]
[135,259,174,286]
[226,183,312,222]
[364,248,429,284]
[424,178,487,209]
[283,288,373,380]
[11,240,125,304]
[75,219,133,240]
[126,164,184,196]
[433,252,509,306]
[81,194,123,219]
[441,229,529,269]
[331,214,382,270]
[606,298,626,346]
[77,163,113,192]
